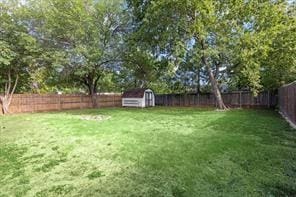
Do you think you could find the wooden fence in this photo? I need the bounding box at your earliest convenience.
[0,90,288,115]
[279,82,296,127]
[155,91,277,108]
[0,94,122,114]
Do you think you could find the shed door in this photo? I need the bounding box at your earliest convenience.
[145,92,153,107]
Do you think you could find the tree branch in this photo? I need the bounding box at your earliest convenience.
[7,70,12,96]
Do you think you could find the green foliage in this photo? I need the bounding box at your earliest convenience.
[0,1,40,92]
[27,0,126,94]
[127,0,296,94]
[231,1,296,93]
[1,0,295,94]
[121,47,159,88]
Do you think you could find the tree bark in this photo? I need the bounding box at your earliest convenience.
[90,90,97,108]
[200,40,227,110]
[214,61,220,80]
[84,74,99,108]
[204,61,227,109]
[88,79,97,108]
[1,71,19,115]
[0,96,9,114]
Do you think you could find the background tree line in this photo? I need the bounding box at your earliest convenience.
[0,0,295,111]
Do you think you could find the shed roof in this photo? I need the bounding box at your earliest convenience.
[122,88,151,98]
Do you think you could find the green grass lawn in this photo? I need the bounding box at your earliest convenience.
[0,108,295,197]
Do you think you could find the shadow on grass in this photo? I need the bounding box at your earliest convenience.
[109,109,296,196]
[2,108,295,196]
[60,106,215,116]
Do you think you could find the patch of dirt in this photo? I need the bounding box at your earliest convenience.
[79,115,111,121]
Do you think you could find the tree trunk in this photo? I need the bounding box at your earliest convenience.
[200,40,227,110]
[89,83,97,108]
[0,96,9,114]
[205,62,227,110]
[84,74,99,108]
[91,92,97,108]
[214,62,220,79]
[1,71,19,115]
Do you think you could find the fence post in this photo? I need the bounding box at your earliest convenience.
[165,95,167,106]
[278,82,296,128]
[31,94,34,113]
[239,91,242,108]
[179,94,181,106]
[59,94,62,111]
[113,94,115,107]
[167,95,169,106]
[267,91,270,108]
[80,95,83,109]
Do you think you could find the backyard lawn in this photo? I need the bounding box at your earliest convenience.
[0,108,295,197]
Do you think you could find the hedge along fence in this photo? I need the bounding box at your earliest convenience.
[155,91,277,108]
[0,93,122,114]
[279,82,296,127]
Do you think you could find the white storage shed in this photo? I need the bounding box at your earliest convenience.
[122,88,155,108]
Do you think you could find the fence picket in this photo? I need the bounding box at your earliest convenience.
[155,91,277,108]
[279,82,296,126]
[0,94,122,114]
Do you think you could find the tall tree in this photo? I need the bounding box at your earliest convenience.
[29,0,126,105]
[127,0,295,109]
[229,0,296,94]
[127,0,230,109]
[0,1,39,114]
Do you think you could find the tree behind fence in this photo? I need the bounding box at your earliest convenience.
[0,94,122,114]
[279,82,296,126]
[155,91,277,108]
[0,91,283,115]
